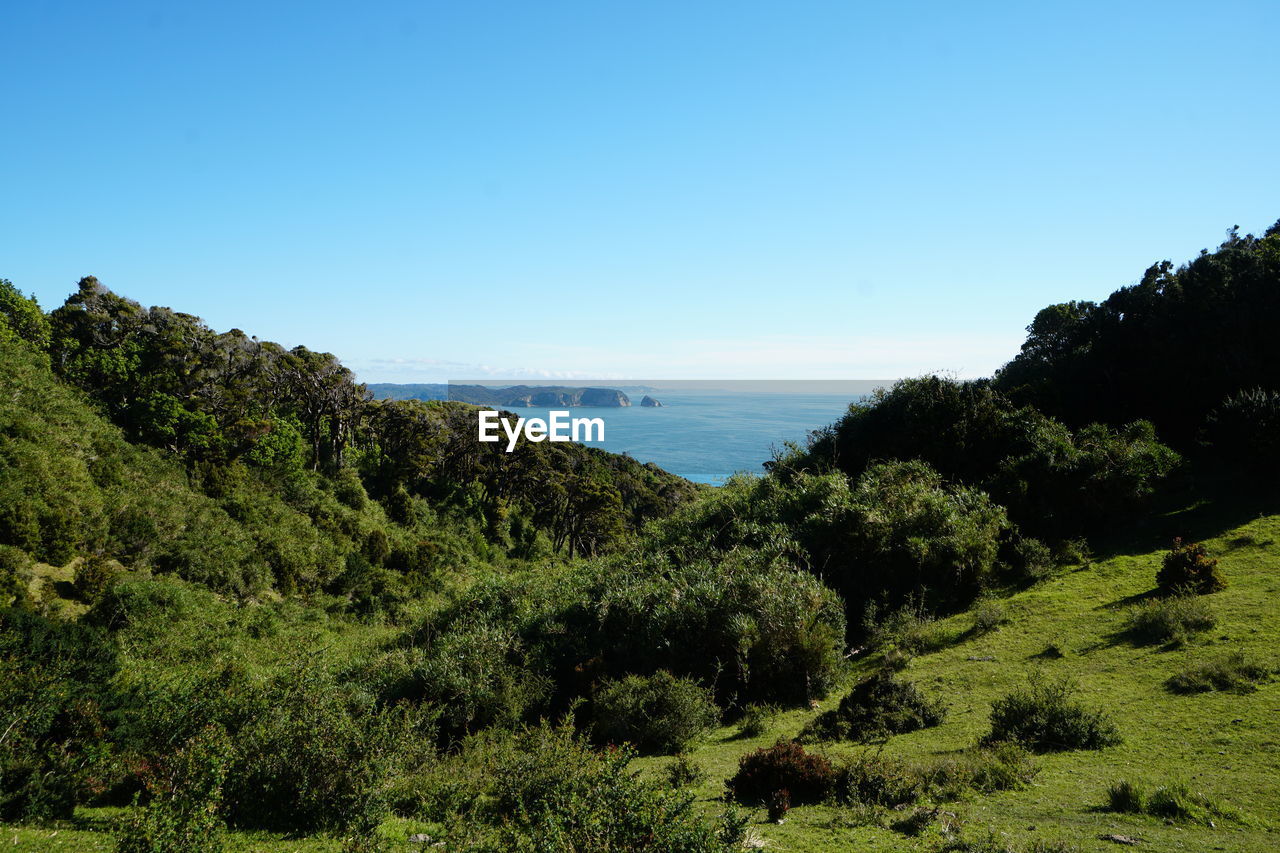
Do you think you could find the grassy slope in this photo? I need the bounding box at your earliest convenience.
[7,513,1278,851]
[636,512,1280,852]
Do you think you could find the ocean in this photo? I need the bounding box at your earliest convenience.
[495,388,867,485]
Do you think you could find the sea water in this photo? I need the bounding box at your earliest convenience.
[498,389,862,485]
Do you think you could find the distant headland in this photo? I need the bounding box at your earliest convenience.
[367,383,633,407]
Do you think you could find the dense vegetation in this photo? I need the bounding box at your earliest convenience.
[2,221,1278,849]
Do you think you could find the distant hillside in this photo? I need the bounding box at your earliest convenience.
[368,382,633,407]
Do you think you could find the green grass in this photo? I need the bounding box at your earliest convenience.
[631,512,1280,851]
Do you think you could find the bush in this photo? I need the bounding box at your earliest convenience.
[1105,778,1243,825]
[592,671,720,755]
[223,674,428,835]
[862,598,948,654]
[0,547,34,609]
[1156,538,1225,594]
[587,549,847,705]
[375,617,550,745]
[665,754,707,788]
[441,720,747,851]
[921,743,1039,798]
[1106,779,1145,813]
[984,674,1121,752]
[970,595,1007,633]
[1204,387,1280,480]
[1126,593,1216,646]
[727,740,835,804]
[116,727,231,853]
[1007,535,1055,582]
[1166,652,1272,694]
[733,704,777,739]
[1147,782,1239,823]
[0,608,118,821]
[74,554,121,604]
[650,461,1007,647]
[800,671,945,743]
[832,751,922,808]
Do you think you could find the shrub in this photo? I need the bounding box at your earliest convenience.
[0,547,34,609]
[863,598,947,654]
[1156,538,1225,595]
[0,608,118,821]
[74,554,121,604]
[832,751,922,808]
[984,674,1121,752]
[921,743,1039,798]
[1106,779,1145,813]
[767,788,790,823]
[1126,593,1216,646]
[1105,778,1243,825]
[1204,387,1280,479]
[223,675,427,835]
[665,754,707,788]
[1146,782,1238,823]
[592,671,720,755]
[1167,651,1272,694]
[727,740,835,804]
[376,617,550,745]
[116,727,231,853]
[733,704,777,739]
[1008,535,1055,582]
[801,670,946,743]
[587,548,847,705]
[970,595,1007,634]
[442,720,747,851]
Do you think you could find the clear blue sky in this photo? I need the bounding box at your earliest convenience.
[3,1,1277,381]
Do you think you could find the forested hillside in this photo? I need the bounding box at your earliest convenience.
[2,221,1278,851]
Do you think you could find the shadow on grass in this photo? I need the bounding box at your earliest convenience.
[1085,464,1280,566]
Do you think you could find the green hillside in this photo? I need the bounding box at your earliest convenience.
[631,510,1280,852]
[6,509,1277,851]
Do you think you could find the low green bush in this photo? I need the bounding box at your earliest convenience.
[833,751,922,808]
[224,675,430,835]
[1007,535,1055,582]
[920,743,1039,798]
[441,720,747,851]
[116,727,231,853]
[733,703,778,739]
[1166,651,1272,694]
[664,754,707,788]
[801,671,945,743]
[1126,593,1216,646]
[372,617,550,745]
[727,740,835,805]
[970,595,1007,634]
[862,598,950,655]
[1156,538,1225,594]
[592,671,719,755]
[834,742,1037,809]
[74,555,122,604]
[1106,779,1145,813]
[1105,778,1244,825]
[984,674,1121,752]
[0,608,118,821]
